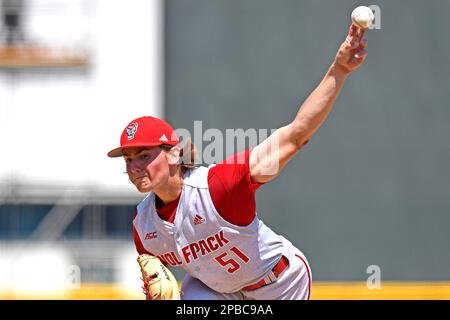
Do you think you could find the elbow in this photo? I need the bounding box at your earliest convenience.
[294,137,310,150]
[290,122,312,150]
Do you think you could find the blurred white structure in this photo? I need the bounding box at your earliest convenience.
[0,241,146,298]
[0,243,74,297]
[0,0,163,204]
[0,0,164,293]
[115,247,145,298]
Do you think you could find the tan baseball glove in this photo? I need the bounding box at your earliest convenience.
[137,254,181,300]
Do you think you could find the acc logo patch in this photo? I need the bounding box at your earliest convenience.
[126,122,138,140]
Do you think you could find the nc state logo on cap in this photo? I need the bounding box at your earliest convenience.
[126,122,138,140]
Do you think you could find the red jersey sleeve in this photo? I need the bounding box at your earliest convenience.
[207,149,265,226]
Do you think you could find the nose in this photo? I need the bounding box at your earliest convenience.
[129,161,142,174]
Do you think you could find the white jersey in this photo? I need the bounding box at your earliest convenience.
[133,165,288,293]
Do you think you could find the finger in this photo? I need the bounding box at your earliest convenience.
[359,39,368,47]
[348,24,358,38]
[358,28,366,41]
[349,40,360,49]
[347,24,359,42]
[354,49,368,60]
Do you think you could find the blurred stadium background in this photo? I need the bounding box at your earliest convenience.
[1,0,449,300]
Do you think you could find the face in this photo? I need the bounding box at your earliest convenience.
[123,146,170,193]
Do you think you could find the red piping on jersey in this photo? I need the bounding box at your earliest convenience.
[133,210,152,255]
[295,254,311,300]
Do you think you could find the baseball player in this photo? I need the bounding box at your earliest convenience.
[108,24,368,300]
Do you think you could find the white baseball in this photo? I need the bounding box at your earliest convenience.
[351,6,374,29]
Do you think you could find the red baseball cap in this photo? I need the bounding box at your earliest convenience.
[107,116,179,158]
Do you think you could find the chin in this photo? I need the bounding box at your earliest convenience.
[133,181,151,193]
[136,185,152,193]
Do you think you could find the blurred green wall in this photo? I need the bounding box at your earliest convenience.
[165,0,450,281]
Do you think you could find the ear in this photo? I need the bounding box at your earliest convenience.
[166,146,181,165]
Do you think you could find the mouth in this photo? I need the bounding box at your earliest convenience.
[132,176,148,183]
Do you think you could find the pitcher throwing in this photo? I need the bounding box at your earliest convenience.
[108,24,369,300]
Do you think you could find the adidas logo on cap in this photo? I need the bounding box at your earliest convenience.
[158,134,169,142]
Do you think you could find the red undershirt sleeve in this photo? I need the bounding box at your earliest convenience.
[207,149,265,226]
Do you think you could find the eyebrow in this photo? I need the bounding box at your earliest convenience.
[122,148,150,157]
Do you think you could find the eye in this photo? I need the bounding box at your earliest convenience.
[139,153,149,160]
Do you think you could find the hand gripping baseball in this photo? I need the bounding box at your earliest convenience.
[137,254,181,300]
[334,24,369,74]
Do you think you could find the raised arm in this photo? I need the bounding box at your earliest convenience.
[250,24,368,183]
